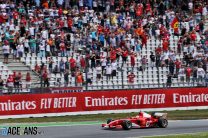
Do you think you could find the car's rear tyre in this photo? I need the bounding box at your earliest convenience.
[122,120,132,130]
[107,118,114,124]
[158,117,168,128]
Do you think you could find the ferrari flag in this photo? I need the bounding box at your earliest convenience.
[171,17,179,33]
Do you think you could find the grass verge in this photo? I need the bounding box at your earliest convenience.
[1,109,208,123]
[142,132,208,138]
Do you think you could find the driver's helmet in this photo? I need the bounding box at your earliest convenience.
[138,111,143,117]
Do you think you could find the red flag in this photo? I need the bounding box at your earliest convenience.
[171,17,179,33]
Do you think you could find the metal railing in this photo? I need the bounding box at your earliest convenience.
[0,81,207,95]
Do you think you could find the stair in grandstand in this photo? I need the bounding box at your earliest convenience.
[0,47,40,88]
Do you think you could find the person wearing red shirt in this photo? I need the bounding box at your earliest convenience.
[162,40,169,52]
[122,49,128,66]
[13,10,19,26]
[34,63,41,74]
[42,71,49,87]
[136,4,143,17]
[58,8,63,16]
[155,46,162,55]
[67,17,73,31]
[190,31,197,43]
[20,17,27,26]
[110,49,117,62]
[141,33,147,48]
[7,75,14,94]
[145,3,151,15]
[26,72,31,89]
[69,57,76,72]
[59,19,65,29]
[13,71,16,79]
[80,56,86,71]
[186,66,192,83]
[97,25,103,35]
[130,52,136,70]
[175,59,181,75]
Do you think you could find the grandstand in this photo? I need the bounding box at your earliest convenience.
[0,0,207,93]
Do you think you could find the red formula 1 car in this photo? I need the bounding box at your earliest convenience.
[101,111,168,130]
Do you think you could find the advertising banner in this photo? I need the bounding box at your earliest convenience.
[0,88,208,116]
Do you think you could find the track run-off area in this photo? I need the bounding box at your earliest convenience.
[0,119,208,138]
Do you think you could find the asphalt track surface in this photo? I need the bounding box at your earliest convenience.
[1,120,208,138]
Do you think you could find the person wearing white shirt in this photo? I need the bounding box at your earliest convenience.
[41,29,48,39]
[101,57,107,75]
[57,0,64,6]
[111,61,117,79]
[87,70,93,85]
[39,44,45,57]
[24,38,29,55]
[29,26,35,36]
[178,67,185,83]
[197,67,205,83]
[2,44,10,64]
[105,64,112,81]
[17,43,24,60]
[202,6,207,20]
[96,64,102,81]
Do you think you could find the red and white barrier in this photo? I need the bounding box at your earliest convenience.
[0,88,208,119]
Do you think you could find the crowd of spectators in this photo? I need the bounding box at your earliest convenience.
[0,0,208,91]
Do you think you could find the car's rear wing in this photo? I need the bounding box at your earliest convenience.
[153,113,168,119]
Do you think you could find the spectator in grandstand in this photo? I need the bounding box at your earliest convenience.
[14,72,21,93]
[205,71,208,87]
[6,74,14,94]
[186,65,192,83]
[17,42,24,62]
[87,70,93,85]
[166,74,173,88]
[105,64,112,81]
[34,63,41,74]
[69,56,76,72]
[178,66,186,83]
[53,64,60,75]
[197,65,206,83]
[59,58,65,76]
[96,64,102,81]
[0,75,4,94]
[141,56,148,72]
[111,60,117,80]
[64,69,69,87]
[150,52,155,67]
[80,56,86,72]
[192,66,198,84]
[175,59,181,76]
[42,71,49,87]
[128,72,136,88]
[25,72,31,89]
[2,41,10,64]
[169,60,175,75]
[122,49,128,67]
[130,52,136,70]
[76,72,83,87]
[48,58,54,73]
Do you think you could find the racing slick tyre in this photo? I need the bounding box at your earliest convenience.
[158,117,168,128]
[107,119,114,124]
[122,120,132,130]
